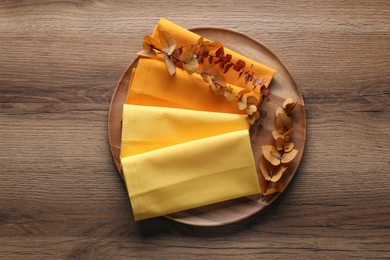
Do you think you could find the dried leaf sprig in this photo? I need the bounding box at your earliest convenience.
[260,98,298,195]
[137,30,271,124]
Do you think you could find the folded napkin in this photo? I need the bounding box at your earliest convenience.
[126,58,250,114]
[126,19,275,113]
[120,104,249,158]
[152,18,275,89]
[121,128,260,221]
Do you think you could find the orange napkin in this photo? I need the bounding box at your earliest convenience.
[126,19,275,113]
[152,18,275,89]
[126,58,248,114]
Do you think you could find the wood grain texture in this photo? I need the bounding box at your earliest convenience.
[1,0,389,259]
[108,28,307,226]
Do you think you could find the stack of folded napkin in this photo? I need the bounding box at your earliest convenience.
[120,18,276,221]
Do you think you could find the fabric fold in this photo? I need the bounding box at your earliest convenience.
[120,104,249,158]
[152,18,275,89]
[126,58,249,114]
[121,129,260,221]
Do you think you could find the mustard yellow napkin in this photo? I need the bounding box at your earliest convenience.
[126,58,248,114]
[121,104,249,158]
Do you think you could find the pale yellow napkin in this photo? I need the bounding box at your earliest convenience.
[121,127,259,221]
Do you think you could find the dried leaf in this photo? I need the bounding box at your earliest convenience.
[247,110,260,124]
[143,35,162,50]
[224,89,236,101]
[262,181,284,195]
[206,75,215,89]
[272,130,284,140]
[237,94,248,111]
[208,55,213,64]
[216,46,224,57]
[197,52,207,64]
[137,48,156,57]
[223,63,234,74]
[233,59,246,71]
[260,85,270,101]
[196,36,204,45]
[271,166,288,182]
[246,95,258,106]
[275,137,284,151]
[179,50,194,62]
[244,74,251,86]
[260,157,288,183]
[199,40,223,52]
[275,107,285,117]
[283,142,294,153]
[247,105,257,115]
[237,86,253,97]
[207,41,223,51]
[180,50,199,74]
[138,35,162,57]
[202,64,219,76]
[275,112,293,131]
[183,58,198,74]
[225,54,232,61]
[281,148,298,164]
[260,156,275,181]
[283,98,298,114]
[214,74,226,87]
[158,30,176,55]
[262,145,281,166]
[237,101,247,111]
[252,77,260,87]
[172,47,183,59]
[261,77,268,86]
[164,54,176,76]
[222,54,232,66]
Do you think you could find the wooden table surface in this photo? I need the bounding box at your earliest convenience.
[1,0,389,259]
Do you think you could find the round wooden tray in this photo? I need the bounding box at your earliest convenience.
[108,27,306,226]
